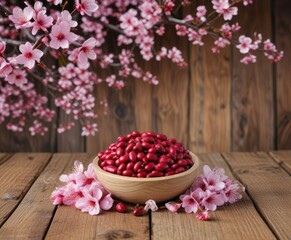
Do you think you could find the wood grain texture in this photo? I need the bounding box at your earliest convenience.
[222,152,291,239]
[151,28,189,146]
[57,112,85,152]
[45,154,148,240]
[0,153,51,226]
[231,0,274,151]
[0,125,54,152]
[0,153,90,239]
[152,153,275,240]
[269,150,291,175]
[87,82,137,154]
[189,35,231,153]
[0,153,10,165]
[275,0,291,149]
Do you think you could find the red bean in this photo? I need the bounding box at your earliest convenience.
[155,143,165,153]
[137,171,147,178]
[155,163,168,171]
[137,152,145,160]
[177,159,187,167]
[133,161,143,172]
[104,166,117,174]
[146,131,156,137]
[133,143,142,152]
[157,134,167,140]
[117,141,126,148]
[126,162,135,170]
[100,161,107,167]
[148,147,157,154]
[131,131,141,137]
[105,159,115,165]
[144,162,155,172]
[146,152,158,161]
[120,154,129,163]
[115,159,121,166]
[175,167,185,174]
[147,170,164,178]
[117,163,126,172]
[165,170,175,176]
[117,136,128,142]
[122,169,133,176]
[116,147,124,156]
[129,151,137,162]
[125,143,135,152]
[115,202,127,213]
[159,155,170,164]
[142,142,152,149]
[143,136,155,143]
[171,164,179,170]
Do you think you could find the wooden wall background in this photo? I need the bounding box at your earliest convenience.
[0,0,290,153]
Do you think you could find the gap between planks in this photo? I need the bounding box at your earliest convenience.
[221,152,291,240]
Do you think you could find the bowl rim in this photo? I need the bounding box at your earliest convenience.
[93,151,199,182]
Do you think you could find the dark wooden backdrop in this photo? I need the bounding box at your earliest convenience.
[0,0,290,153]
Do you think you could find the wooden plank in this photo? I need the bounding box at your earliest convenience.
[46,208,149,240]
[0,153,52,226]
[152,153,275,240]
[231,1,274,151]
[0,153,10,165]
[57,112,85,152]
[189,34,231,153]
[0,153,91,239]
[45,154,149,239]
[269,150,291,175]
[222,152,291,239]
[0,126,54,152]
[151,27,189,146]
[275,0,291,149]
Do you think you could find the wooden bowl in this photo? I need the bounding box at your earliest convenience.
[93,152,199,204]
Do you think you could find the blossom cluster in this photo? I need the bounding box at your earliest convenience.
[51,161,243,220]
[165,165,245,220]
[51,161,114,215]
[0,0,283,136]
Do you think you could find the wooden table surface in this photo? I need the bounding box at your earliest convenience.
[0,151,290,240]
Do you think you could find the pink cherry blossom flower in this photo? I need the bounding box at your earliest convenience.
[222,183,243,203]
[16,42,43,69]
[77,37,97,68]
[196,211,210,221]
[47,0,63,5]
[201,165,226,191]
[0,41,6,54]
[50,21,78,49]
[75,186,103,215]
[237,35,253,54]
[144,199,158,212]
[196,5,207,22]
[81,123,98,136]
[9,6,33,29]
[200,189,225,211]
[62,183,84,206]
[100,193,114,210]
[59,10,78,28]
[165,202,181,213]
[6,69,28,87]
[221,6,238,21]
[240,54,256,64]
[75,0,99,16]
[32,10,53,35]
[0,61,12,78]
[51,187,65,205]
[181,188,203,213]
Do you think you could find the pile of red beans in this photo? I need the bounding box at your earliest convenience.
[98,131,193,178]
